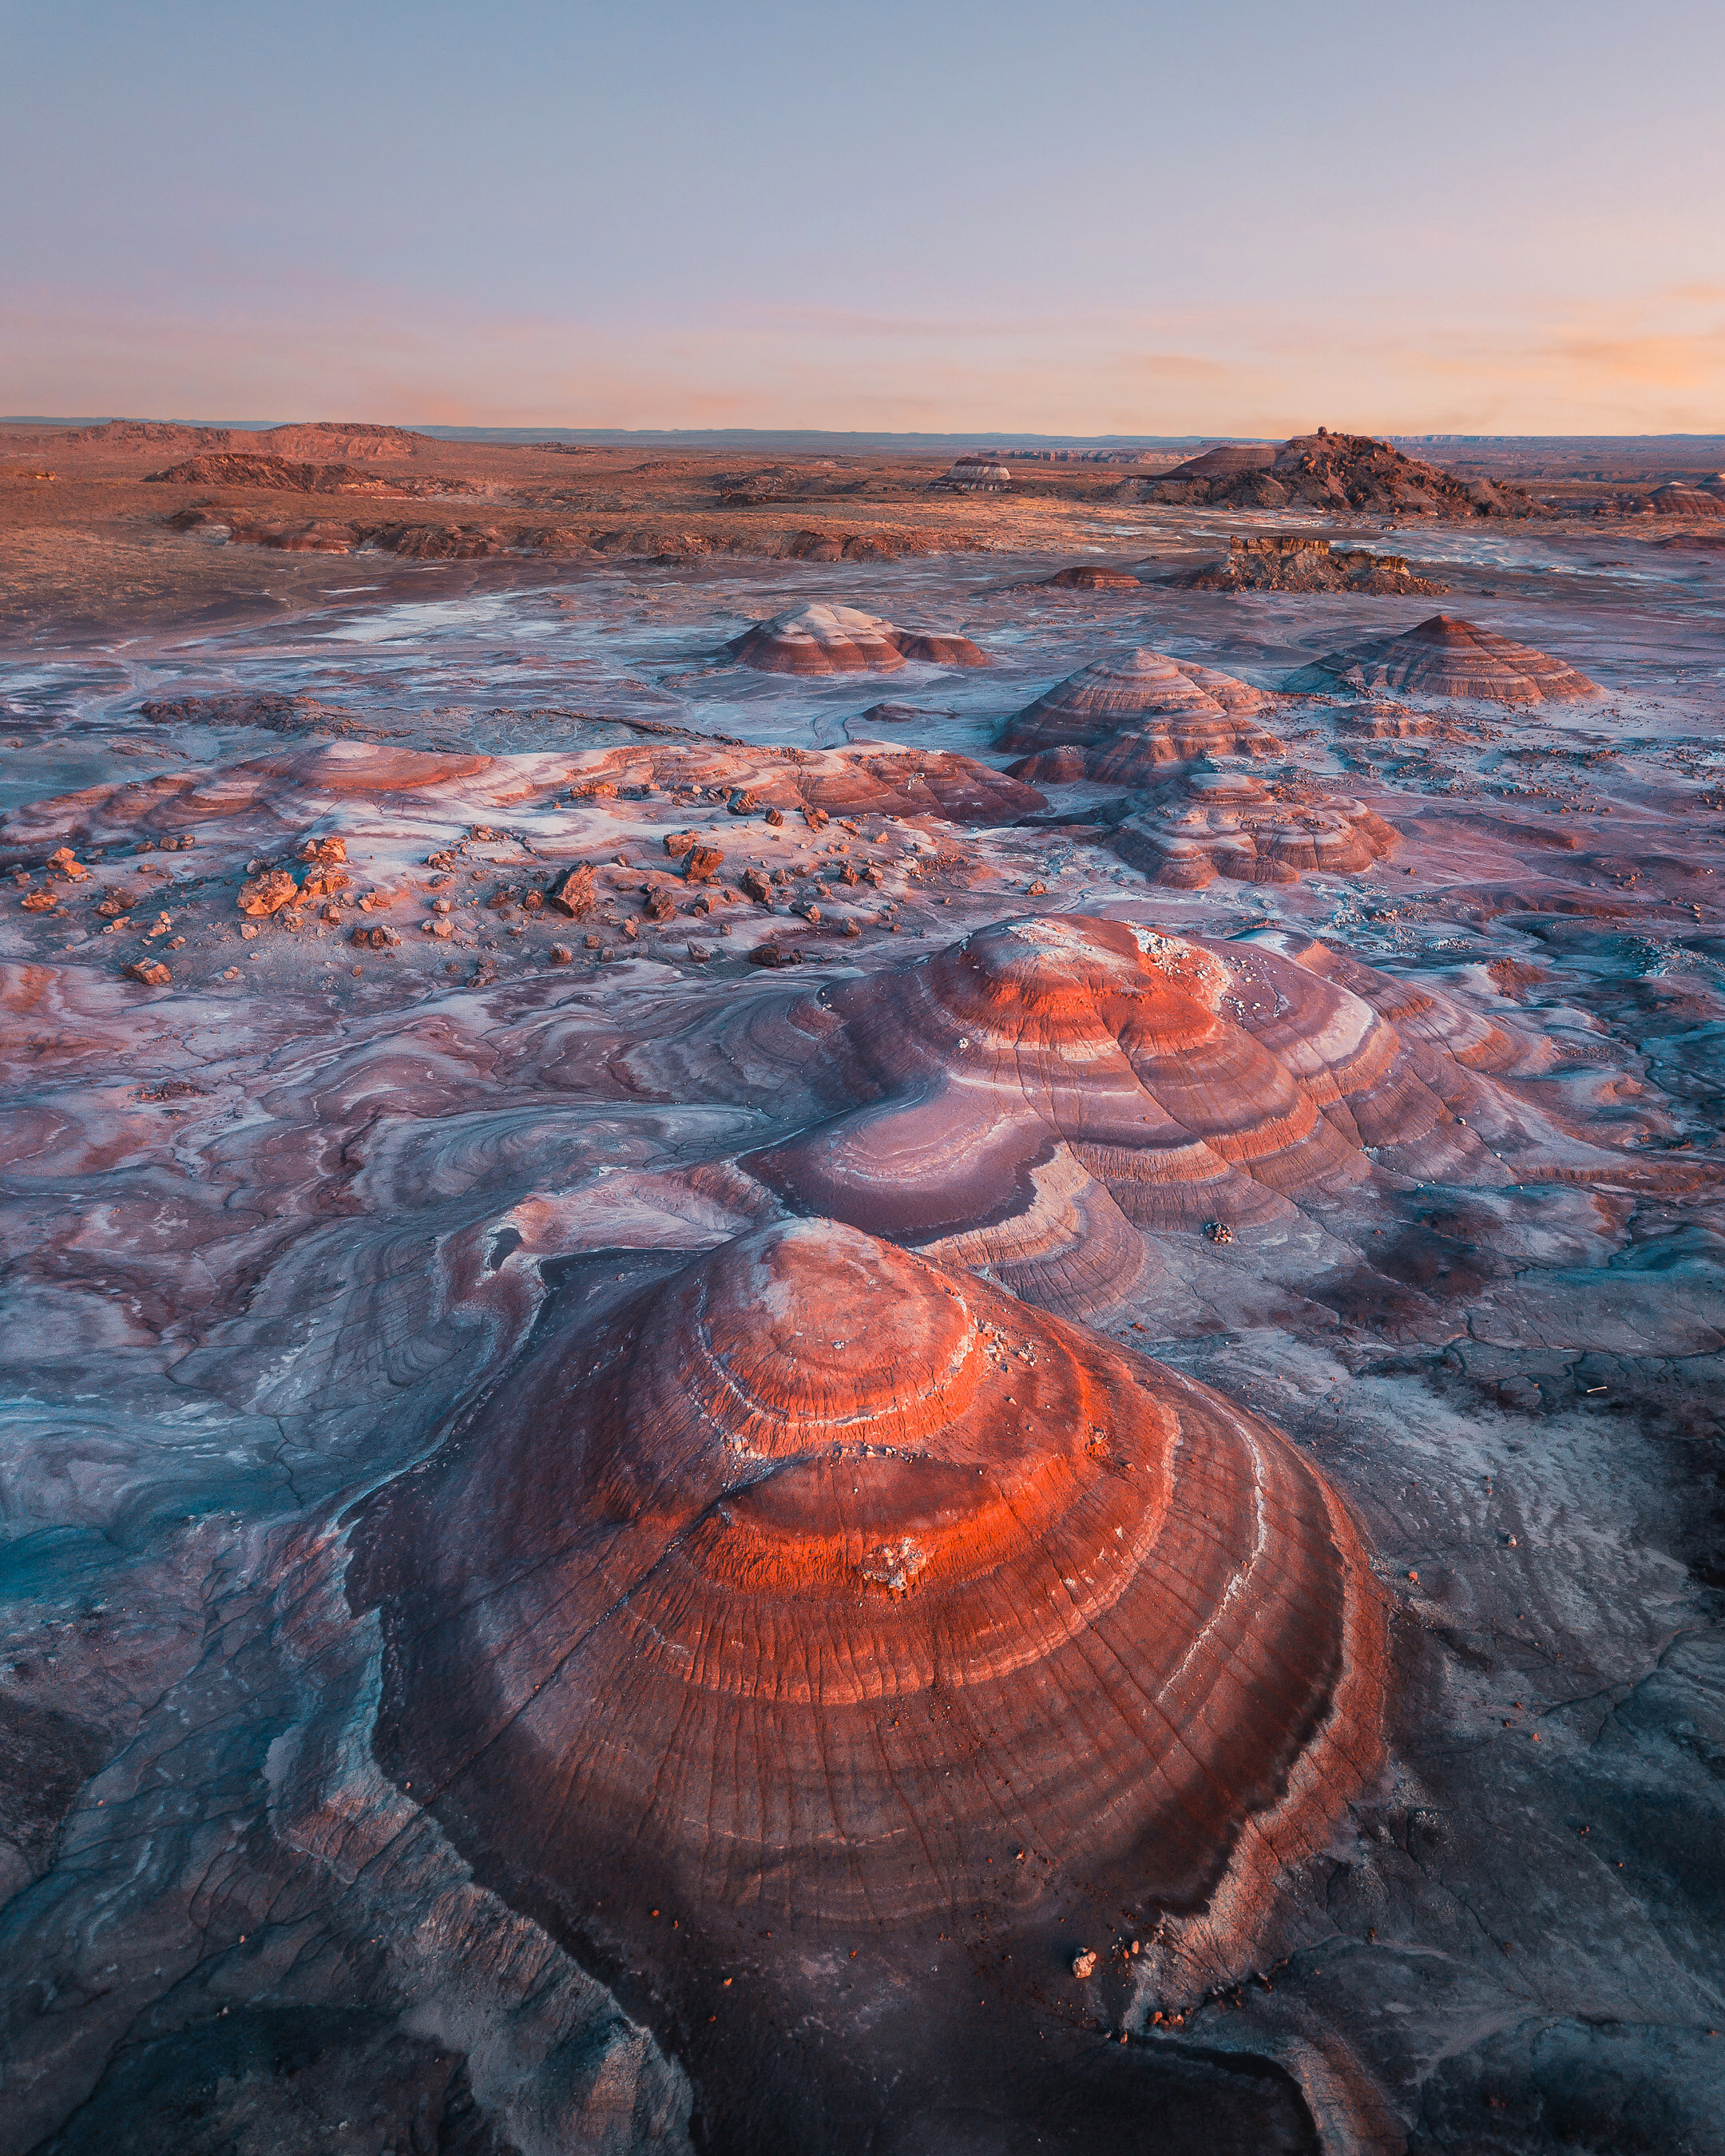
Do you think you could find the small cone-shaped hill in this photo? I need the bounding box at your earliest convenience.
[1001,648,1279,781]
[1113,767,1398,886]
[1291,614,1599,702]
[728,603,986,675]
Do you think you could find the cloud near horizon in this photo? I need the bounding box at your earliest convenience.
[6,285,1721,438]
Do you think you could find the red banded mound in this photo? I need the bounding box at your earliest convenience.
[623,914,1701,1321]
[351,1218,1384,1946]
[1001,648,1281,783]
[1291,615,1599,702]
[1112,767,1398,886]
[728,603,986,674]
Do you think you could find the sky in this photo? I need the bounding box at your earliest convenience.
[3,0,1723,435]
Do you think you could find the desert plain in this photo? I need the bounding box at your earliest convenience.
[2,418,1724,2155]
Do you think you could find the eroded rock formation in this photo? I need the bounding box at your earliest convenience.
[933,456,1013,491]
[1178,535,1447,596]
[1122,430,1527,517]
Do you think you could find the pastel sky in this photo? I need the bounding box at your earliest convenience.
[4,0,1722,434]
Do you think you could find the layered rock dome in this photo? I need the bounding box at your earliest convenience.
[1648,482,1723,518]
[1112,768,1398,886]
[1000,648,1281,782]
[1291,615,1600,702]
[733,915,1509,1260]
[351,1218,1385,1942]
[728,604,987,674]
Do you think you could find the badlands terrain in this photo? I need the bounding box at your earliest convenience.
[2,419,1724,2155]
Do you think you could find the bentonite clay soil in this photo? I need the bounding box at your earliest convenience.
[2,422,1724,2156]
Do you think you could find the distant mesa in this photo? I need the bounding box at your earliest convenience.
[1648,482,1723,519]
[148,454,479,497]
[1000,647,1281,783]
[1037,563,1144,590]
[728,603,987,675]
[933,454,1013,492]
[1288,614,1600,703]
[1160,443,1278,481]
[351,1215,1385,1958]
[1179,533,1447,596]
[251,421,439,461]
[1112,766,1399,886]
[66,418,438,458]
[1120,429,1527,519]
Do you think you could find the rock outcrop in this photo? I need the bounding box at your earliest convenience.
[1178,534,1447,596]
[1038,563,1143,590]
[1287,615,1600,702]
[1120,430,1529,518]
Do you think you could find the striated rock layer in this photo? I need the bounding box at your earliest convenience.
[351,1211,1384,1945]
[1289,614,1600,702]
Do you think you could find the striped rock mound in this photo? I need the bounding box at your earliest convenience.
[617,916,1706,1326]
[352,1215,1385,1946]
[728,603,987,675]
[1112,768,1398,886]
[1001,648,1281,783]
[1290,615,1599,703]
